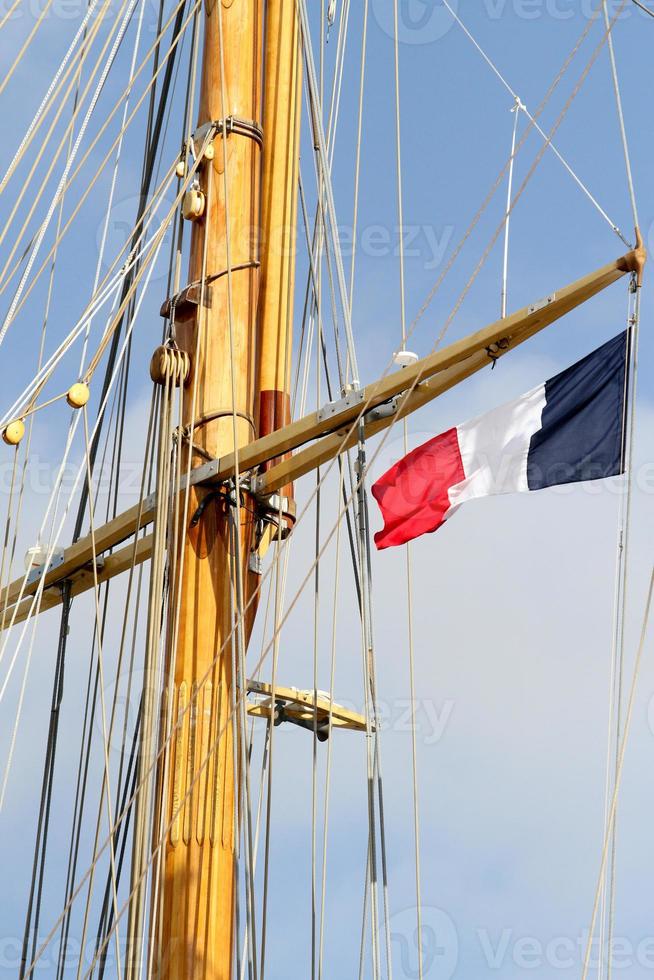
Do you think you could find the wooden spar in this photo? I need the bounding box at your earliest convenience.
[2,535,152,628]
[0,243,644,632]
[143,0,266,977]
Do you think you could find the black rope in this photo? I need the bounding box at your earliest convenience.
[631,0,654,17]
[19,581,72,977]
[95,699,142,978]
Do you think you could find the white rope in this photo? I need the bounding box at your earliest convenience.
[501,100,522,319]
[296,0,360,386]
[81,0,147,369]
[0,174,176,430]
[0,231,167,713]
[0,0,140,348]
[0,0,106,195]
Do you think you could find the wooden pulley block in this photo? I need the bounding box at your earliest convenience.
[150,345,191,387]
[182,186,206,221]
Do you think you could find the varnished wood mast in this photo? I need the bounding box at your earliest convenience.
[139,1,302,977]
[0,242,645,633]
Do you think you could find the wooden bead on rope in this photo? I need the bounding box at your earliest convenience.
[66,382,90,409]
[3,419,25,446]
[150,346,191,387]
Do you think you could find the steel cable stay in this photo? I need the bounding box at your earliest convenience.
[63,387,155,979]
[2,107,122,956]
[0,161,181,420]
[392,0,422,976]
[629,0,654,16]
[0,0,91,650]
[438,0,633,344]
[581,557,654,980]
[409,2,614,337]
[440,0,630,246]
[72,354,159,980]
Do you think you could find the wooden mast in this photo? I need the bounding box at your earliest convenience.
[146,1,301,977]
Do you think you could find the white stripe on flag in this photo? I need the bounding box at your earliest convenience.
[446,383,547,516]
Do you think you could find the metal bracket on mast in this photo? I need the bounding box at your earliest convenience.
[316,387,365,423]
[190,117,264,157]
[246,680,369,739]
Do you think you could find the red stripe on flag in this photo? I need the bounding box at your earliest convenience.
[371,427,465,549]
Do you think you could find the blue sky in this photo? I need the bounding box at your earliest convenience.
[1,1,654,978]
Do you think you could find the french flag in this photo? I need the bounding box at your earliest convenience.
[372,331,629,550]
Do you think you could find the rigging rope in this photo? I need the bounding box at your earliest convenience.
[597,9,642,971]
[601,0,640,230]
[7,5,644,972]
[439,0,629,246]
[501,100,521,319]
[581,553,653,980]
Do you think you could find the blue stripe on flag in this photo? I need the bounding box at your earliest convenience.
[526,330,629,491]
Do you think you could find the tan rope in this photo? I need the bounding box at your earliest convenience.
[0,0,56,99]
[0,0,131,277]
